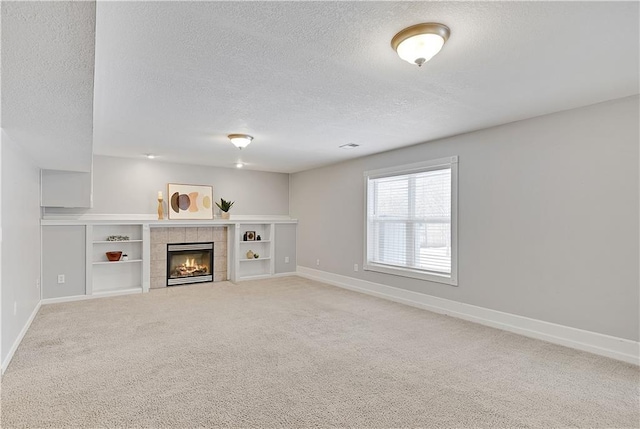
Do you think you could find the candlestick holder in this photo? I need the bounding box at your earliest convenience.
[157,198,164,220]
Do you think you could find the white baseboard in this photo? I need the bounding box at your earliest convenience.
[235,273,295,282]
[1,300,42,374]
[41,288,142,305]
[296,266,639,365]
[270,272,297,278]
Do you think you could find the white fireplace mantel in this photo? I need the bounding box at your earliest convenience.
[41,213,297,226]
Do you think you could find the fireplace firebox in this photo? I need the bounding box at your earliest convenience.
[167,242,214,286]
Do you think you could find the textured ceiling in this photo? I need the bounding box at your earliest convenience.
[92,1,639,173]
[1,1,96,172]
[3,2,640,174]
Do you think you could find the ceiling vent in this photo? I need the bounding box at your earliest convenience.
[339,143,360,149]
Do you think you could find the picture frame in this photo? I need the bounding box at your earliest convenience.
[167,183,213,220]
[246,231,256,241]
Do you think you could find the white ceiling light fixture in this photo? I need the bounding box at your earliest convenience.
[236,162,244,168]
[146,154,156,159]
[391,23,450,67]
[228,134,253,149]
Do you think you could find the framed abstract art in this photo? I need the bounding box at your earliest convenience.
[167,183,213,220]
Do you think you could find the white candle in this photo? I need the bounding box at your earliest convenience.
[158,191,163,200]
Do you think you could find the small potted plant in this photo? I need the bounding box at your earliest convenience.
[216,198,234,219]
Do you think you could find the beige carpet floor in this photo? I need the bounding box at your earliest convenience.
[1,277,638,428]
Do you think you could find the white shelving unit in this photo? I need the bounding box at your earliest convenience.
[93,259,143,265]
[88,224,143,295]
[41,217,297,302]
[234,223,275,281]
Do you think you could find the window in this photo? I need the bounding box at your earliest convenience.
[364,156,458,285]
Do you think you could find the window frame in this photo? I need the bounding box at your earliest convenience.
[363,156,458,286]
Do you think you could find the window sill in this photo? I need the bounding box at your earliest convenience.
[363,263,457,286]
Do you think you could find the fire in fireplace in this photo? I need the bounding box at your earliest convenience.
[167,242,214,286]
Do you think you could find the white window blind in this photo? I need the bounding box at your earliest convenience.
[364,157,458,285]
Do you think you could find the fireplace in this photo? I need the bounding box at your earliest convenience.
[166,242,214,286]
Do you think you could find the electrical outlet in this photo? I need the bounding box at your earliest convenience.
[284,256,290,263]
[354,264,359,272]
[316,259,320,266]
[13,301,17,316]
[57,274,65,284]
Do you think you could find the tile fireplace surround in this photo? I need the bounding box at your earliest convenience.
[150,227,227,289]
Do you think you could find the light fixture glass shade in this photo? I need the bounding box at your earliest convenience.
[396,34,445,66]
[391,23,450,67]
[228,134,253,149]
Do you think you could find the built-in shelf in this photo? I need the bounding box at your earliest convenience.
[240,257,271,262]
[41,217,297,226]
[235,223,275,281]
[42,219,297,301]
[93,259,143,265]
[90,224,144,295]
[93,240,143,244]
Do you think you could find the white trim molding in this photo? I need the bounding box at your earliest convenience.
[41,288,143,305]
[41,213,297,224]
[42,213,157,221]
[1,301,42,374]
[268,272,297,279]
[296,266,639,365]
[363,156,458,286]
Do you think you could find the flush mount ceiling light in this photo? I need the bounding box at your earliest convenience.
[236,162,244,169]
[391,23,450,67]
[228,134,253,149]
[146,154,156,159]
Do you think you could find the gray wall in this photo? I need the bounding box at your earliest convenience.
[290,96,640,341]
[274,223,297,274]
[1,130,42,367]
[42,226,86,299]
[44,155,290,216]
[41,170,92,208]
